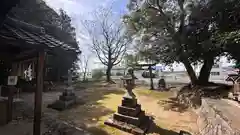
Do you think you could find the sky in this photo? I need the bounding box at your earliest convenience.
[43,0,234,72]
[43,0,128,70]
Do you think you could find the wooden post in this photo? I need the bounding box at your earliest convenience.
[7,86,14,123]
[149,65,154,90]
[7,63,18,123]
[33,51,45,135]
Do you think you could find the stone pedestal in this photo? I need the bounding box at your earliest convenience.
[104,97,150,135]
[48,88,77,111]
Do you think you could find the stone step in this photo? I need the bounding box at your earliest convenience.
[113,113,142,126]
[59,95,76,101]
[104,118,147,135]
[48,99,76,111]
[118,105,141,117]
[122,98,137,108]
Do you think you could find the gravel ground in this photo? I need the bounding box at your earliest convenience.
[0,90,89,135]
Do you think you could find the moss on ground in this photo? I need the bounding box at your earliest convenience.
[135,87,173,99]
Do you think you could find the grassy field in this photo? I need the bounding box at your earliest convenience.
[57,82,198,135]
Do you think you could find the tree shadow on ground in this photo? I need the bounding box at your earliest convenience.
[200,84,232,99]
[157,97,188,113]
[86,127,110,135]
[55,82,125,134]
[147,122,179,135]
[147,118,192,135]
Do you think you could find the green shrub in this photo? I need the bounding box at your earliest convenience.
[92,70,104,80]
[116,72,123,76]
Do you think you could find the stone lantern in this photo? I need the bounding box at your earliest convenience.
[48,69,77,111]
[122,75,136,99]
[104,68,150,134]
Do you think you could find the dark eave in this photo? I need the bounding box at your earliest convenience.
[0,0,20,26]
[0,16,80,53]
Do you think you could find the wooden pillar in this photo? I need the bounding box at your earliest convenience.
[7,86,14,122]
[7,63,18,123]
[33,51,45,135]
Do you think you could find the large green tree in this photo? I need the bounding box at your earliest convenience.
[209,0,240,62]
[124,0,223,85]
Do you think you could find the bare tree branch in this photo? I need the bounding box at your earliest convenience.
[79,54,90,80]
[145,0,176,34]
[82,7,129,81]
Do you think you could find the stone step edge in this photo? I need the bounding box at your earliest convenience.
[196,99,239,135]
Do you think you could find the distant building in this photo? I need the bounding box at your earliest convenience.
[79,72,92,80]
[195,63,237,81]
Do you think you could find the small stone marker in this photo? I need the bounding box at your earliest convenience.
[158,77,166,90]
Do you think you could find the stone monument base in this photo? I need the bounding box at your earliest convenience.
[104,97,150,135]
[48,90,78,111]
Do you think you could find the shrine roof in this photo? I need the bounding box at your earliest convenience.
[0,16,80,53]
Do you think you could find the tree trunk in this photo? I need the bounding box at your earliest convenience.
[83,71,86,81]
[182,59,198,85]
[198,57,214,85]
[106,64,112,82]
[149,66,154,90]
[83,65,88,81]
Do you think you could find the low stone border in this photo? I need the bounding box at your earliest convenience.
[196,99,239,135]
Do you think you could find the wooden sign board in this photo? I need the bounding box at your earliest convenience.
[7,76,18,86]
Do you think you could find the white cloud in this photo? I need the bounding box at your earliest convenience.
[43,0,116,70]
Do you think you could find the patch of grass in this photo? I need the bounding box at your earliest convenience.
[135,87,173,99]
[97,93,122,112]
[95,93,126,135]
[94,116,124,135]
[57,86,126,135]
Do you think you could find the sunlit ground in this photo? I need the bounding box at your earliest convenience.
[57,82,199,135]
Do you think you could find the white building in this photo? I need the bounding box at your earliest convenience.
[79,72,92,80]
[195,63,237,82]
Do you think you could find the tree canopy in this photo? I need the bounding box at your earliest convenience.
[124,0,240,85]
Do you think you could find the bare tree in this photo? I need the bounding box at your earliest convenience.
[79,54,90,81]
[82,8,130,82]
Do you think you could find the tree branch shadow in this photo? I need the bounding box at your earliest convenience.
[147,122,179,135]
[147,117,192,135]
[157,97,188,113]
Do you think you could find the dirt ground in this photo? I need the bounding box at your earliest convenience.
[56,82,199,135]
[0,82,199,135]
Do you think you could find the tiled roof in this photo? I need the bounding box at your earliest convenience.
[0,16,79,53]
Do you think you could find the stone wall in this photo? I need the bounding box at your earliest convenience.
[197,99,238,135]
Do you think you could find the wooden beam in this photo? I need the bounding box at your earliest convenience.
[33,50,45,135]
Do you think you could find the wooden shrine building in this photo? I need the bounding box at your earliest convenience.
[0,15,79,135]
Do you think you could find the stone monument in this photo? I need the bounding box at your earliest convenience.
[48,69,77,111]
[158,77,166,90]
[104,68,150,134]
